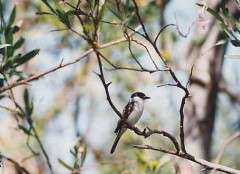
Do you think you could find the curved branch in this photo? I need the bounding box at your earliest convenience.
[133,145,240,174]
[1,155,31,174]
[0,26,141,93]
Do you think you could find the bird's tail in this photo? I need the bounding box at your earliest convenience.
[110,133,122,154]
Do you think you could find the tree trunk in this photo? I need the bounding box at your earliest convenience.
[180,1,239,173]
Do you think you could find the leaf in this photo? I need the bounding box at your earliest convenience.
[94,0,100,8]
[18,125,32,135]
[56,9,71,28]
[106,0,123,20]
[0,73,4,79]
[0,95,6,100]
[24,89,29,108]
[126,12,136,25]
[224,55,240,59]
[136,151,148,166]
[24,89,33,116]
[36,11,53,16]
[125,0,130,13]
[8,5,16,26]
[14,37,25,50]
[13,49,40,67]
[58,159,74,170]
[1,54,21,71]
[230,39,240,47]
[98,3,106,23]
[41,0,57,15]
[12,26,20,34]
[0,44,11,49]
[201,39,227,56]
[80,144,87,167]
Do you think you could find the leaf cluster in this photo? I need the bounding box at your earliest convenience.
[58,139,87,173]
[0,1,39,88]
[197,0,240,47]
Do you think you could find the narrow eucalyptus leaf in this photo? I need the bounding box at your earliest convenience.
[0,44,11,49]
[18,125,32,135]
[0,73,4,79]
[58,159,74,170]
[14,37,25,50]
[14,49,40,67]
[8,5,16,26]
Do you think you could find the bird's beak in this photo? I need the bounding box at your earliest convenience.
[144,96,151,99]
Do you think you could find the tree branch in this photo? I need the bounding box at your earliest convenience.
[1,154,31,174]
[0,26,141,93]
[133,145,240,174]
[211,132,240,174]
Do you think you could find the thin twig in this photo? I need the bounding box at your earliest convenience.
[154,24,175,44]
[1,155,31,174]
[31,124,54,174]
[131,38,159,69]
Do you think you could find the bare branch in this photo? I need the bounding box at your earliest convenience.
[1,154,31,174]
[211,132,240,174]
[154,24,175,44]
[157,83,178,88]
[133,145,240,174]
[131,38,159,69]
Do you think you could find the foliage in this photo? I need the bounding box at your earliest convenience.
[197,0,240,47]
[0,0,240,173]
[0,0,39,88]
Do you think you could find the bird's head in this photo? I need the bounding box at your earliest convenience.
[130,92,151,102]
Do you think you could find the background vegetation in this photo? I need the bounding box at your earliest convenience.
[0,0,239,174]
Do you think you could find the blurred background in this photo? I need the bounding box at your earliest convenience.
[0,0,239,173]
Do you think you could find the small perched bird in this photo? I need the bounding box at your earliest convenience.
[110,92,150,154]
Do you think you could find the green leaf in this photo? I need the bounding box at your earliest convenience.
[0,44,11,49]
[0,73,4,79]
[14,37,25,50]
[136,151,148,166]
[230,39,240,47]
[80,144,87,167]
[1,54,20,71]
[125,0,130,13]
[94,0,100,8]
[58,159,74,170]
[106,0,123,20]
[0,95,6,100]
[224,55,240,59]
[36,11,53,16]
[12,26,20,34]
[41,0,57,15]
[56,9,71,28]
[8,5,16,26]
[24,89,29,107]
[6,30,13,45]
[13,49,40,67]
[24,89,33,116]
[18,125,32,135]
[201,39,227,56]
[98,3,106,23]
[126,12,136,25]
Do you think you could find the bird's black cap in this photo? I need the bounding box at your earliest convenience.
[131,92,151,99]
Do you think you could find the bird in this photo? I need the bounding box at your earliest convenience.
[110,92,150,154]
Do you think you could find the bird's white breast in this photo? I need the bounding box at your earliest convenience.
[127,97,144,126]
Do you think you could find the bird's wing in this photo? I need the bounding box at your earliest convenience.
[114,101,134,134]
[122,101,134,119]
